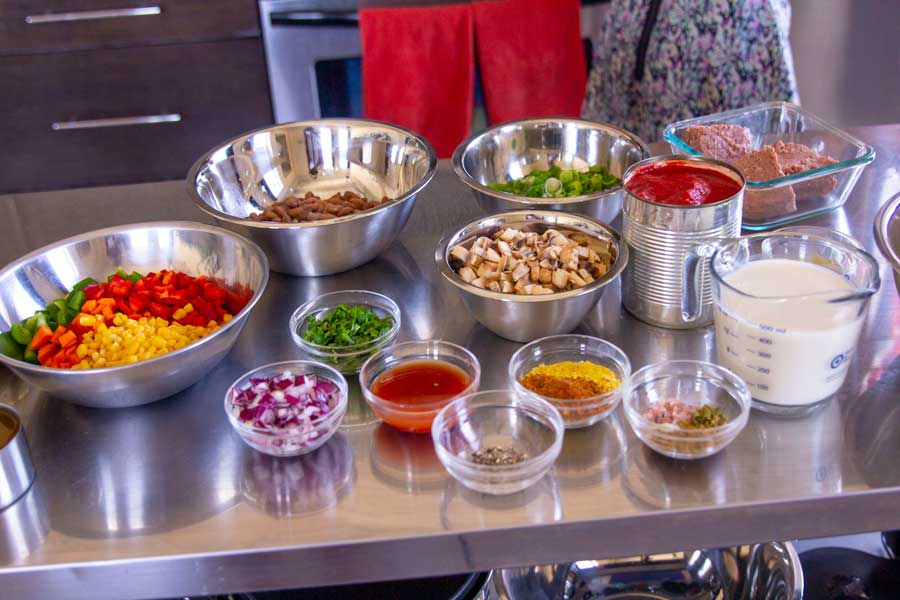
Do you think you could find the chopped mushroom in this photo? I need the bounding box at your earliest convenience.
[450,225,617,295]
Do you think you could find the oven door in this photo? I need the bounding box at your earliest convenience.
[259,0,362,123]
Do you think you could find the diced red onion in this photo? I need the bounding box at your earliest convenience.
[231,371,342,447]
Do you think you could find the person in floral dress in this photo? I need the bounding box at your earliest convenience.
[582,0,799,141]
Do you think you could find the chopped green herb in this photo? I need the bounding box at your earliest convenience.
[303,304,394,348]
[686,405,727,429]
[487,164,620,198]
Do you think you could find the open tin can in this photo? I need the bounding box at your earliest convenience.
[0,403,35,511]
[621,155,745,329]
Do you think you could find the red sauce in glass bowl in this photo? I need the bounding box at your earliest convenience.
[369,359,472,433]
[626,161,742,206]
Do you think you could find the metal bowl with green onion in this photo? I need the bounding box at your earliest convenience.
[452,118,650,223]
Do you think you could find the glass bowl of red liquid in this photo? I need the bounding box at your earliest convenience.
[359,340,481,433]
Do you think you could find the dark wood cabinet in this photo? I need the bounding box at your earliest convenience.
[0,0,273,193]
[0,0,261,56]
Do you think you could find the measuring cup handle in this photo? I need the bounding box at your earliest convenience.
[681,241,720,323]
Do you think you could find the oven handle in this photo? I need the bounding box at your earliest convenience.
[270,11,359,27]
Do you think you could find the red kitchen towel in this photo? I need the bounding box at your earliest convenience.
[473,0,587,123]
[360,4,474,158]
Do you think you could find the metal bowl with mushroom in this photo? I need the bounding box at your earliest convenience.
[0,222,268,408]
[874,191,900,297]
[452,118,649,223]
[436,211,627,342]
[188,119,437,276]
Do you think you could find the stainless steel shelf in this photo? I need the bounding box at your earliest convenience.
[0,126,898,599]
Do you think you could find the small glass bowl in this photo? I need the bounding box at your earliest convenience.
[290,290,402,374]
[225,360,348,457]
[623,360,750,460]
[359,340,481,433]
[508,335,631,428]
[431,389,565,495]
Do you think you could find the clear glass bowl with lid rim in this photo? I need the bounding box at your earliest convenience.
[290,289,401,375]
[508,334,631,429]
[623,359,751,460]
[432,389,565,495]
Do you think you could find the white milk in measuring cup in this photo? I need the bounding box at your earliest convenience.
[710,231,880,415]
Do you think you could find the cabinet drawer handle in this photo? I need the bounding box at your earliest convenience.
[51,114,182,131]
[25,7,162,25]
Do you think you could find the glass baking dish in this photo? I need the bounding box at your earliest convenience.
[663,102,875,230]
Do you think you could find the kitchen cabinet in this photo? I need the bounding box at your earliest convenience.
[0,0,272,193]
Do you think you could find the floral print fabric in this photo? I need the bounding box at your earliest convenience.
[582,0,799,141]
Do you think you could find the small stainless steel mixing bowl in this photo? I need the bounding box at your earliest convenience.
[0,222,269,408]
[452,118,649,223]
[188,119,437,276]
[494,542,803,600]
[874,191,900,297]
[436,211,627,342]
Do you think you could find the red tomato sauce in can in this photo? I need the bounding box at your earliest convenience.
[626,161,742,206]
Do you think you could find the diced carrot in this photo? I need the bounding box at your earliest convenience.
[66,347,79,363]
[58,330,77,348]
[98,298,117,307]
[37,343,57,364]
[101,306,115,321]
[81,299,98,314]
[30,325,54,350]
[50,325,66,344]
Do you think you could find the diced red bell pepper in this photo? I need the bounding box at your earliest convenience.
[108,277,133,297]
[116,298,132,315]
[128,290,151,312]
[148,302,173,320]
[202,283,228,302]
[84,283,104,301]
[160,290,186,306]
[226,291,251,315]
[174,272,193,289]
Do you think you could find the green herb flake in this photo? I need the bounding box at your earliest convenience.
[302,304,394,348]
[686,405,727,429]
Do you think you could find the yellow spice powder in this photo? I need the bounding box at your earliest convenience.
[525,361,620,393]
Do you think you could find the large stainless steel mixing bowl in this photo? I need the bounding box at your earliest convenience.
[0,222,269,408]
[452,118,649,223]
[874,191,900,297]
[494,542,803,600]
[436,211,627,342]
[188,119,437,276]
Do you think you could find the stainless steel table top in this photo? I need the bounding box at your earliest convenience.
[0,125,899,600]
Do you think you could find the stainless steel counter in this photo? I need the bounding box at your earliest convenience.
[0,125,899,600]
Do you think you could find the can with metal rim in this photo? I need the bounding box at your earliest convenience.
[621,155,745,329]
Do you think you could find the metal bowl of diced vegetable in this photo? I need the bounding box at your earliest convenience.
[452,118,650,224]
[0,222,268,408]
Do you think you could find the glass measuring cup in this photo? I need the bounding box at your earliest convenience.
[710,229,880,415]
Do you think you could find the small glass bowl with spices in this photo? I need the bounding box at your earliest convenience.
[290,290,401,374]
[623,360,751,460]
[508,335,631,428]
[432,389,564,495]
